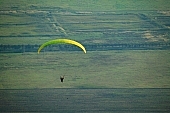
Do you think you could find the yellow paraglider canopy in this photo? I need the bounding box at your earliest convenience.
[38,39,86,54]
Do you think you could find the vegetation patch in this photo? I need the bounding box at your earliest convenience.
[0,50,170,89]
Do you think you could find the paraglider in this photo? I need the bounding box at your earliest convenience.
[60,76,64,82]
[37,39,86,83]
[38,39,86,54]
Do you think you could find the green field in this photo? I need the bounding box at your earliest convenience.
[0,0,170,89]
[0,50,170,89]
[1,88,170,112]
[0,0,170,11]
[0,0,170,45]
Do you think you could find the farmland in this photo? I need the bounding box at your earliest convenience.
[0,50,170,89]
[1,88,170,112]
[0,0,170,112]
[0,0,170,46]
[0,0,170,89]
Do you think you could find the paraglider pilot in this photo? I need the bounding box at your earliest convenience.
[60,76,64,82]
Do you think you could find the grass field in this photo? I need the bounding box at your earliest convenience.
[0,50,170,89]
[0,0,170,45]
[0,0,170,11]
[1,88,170,112]
[1,1,170,113]
[0,0,170,89]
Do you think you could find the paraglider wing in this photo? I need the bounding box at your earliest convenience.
[38,39,86,54]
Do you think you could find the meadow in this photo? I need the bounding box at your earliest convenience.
[0,0,169,89]
[0,0,170,45]
[0,50,170,89]
[0,1,170,112]
[1,88,170,112]
[0,0,170,11]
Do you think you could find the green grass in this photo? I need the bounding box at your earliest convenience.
[0,0,170,89]
[0,37,53,45]
[1,12,168,45]
[0,50,170,89]
[1,0,169,11]
[0,0,170,45]
[1,89,169,112]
